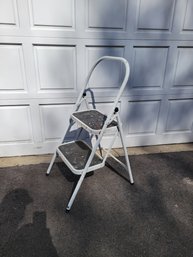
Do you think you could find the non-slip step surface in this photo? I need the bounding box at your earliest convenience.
[58,141,103,170]
[72,110,117,131]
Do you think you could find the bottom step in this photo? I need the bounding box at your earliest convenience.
[57,140,104,175]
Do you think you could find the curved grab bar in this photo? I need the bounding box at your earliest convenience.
[75,56,130,111]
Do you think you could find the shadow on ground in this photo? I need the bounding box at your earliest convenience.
[0,151,193,257]
[0,189,59,257]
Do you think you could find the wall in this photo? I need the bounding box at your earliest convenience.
[1,0,193,156]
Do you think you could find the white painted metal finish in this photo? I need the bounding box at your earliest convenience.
[1,0,193,156]
[46,56,134,211]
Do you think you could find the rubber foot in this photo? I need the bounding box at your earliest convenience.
[65,208,70,213]
[46,173,50,176]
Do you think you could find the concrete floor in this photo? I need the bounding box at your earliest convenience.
[1,143,193,168]
[1,149,193,257]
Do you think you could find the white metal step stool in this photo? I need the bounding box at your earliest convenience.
[46,56,134,212]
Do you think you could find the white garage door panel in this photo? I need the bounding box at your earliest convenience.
[0,44,26,91]
[88,0,127,30]
[0,0,18,26]
[131,47,168,88]
[30,0,74,28]
[1,0,193,156]
[39,104,74,141]
[174,47,193,86]
[183,0,193,31]
[137,0,175,31]
[0,105,32,142]
[127,100,161,135]
[34,45,76,91]
[166,99,193,132]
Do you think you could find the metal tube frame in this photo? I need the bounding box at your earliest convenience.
[46,56,134,212]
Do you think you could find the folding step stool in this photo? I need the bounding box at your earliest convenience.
[46,56,134,212]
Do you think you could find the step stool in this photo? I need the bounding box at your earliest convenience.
[46,56,134,212]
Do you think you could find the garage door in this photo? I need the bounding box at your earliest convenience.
[1,0,193,156]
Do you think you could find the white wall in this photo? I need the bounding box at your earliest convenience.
[1,0,193,156]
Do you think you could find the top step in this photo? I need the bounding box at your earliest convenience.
[71,110,117,134]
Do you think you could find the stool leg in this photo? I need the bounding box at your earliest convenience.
[46,152,57,176]
[117,115,134,184]
[66,132,104,212]
[66,169,87,212]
